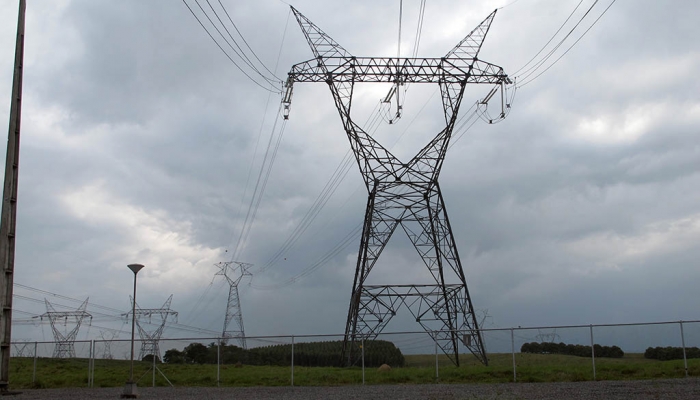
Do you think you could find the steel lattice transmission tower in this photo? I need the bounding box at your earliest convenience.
[40,298,92,358]
[217,261,252,348]
[283,7,512,366]
[124,295,177,361]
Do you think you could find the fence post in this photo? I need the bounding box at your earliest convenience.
[435,335,439,381]
[589,325,596,380]
[152,345,156,387]
[88,340,93,388]
[32,341,37,386]
[511,328,516,382]
[217,339,221,387]
[680,321,688,377]
[291,336,294,387]
[87,341,91,388]
[361,337,365,385]
[91,340,95,388]
[93,340,97,387]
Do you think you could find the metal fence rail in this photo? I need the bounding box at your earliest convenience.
[9,319,700,387]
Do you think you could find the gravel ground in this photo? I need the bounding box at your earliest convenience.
[10,379,700,400]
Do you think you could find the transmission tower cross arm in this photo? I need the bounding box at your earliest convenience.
[282,57,510,119]
[281,7,510,120]
[286,57,509,85]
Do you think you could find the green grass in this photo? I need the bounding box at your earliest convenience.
[7,353,700,389]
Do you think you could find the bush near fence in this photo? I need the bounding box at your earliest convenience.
[164,340,405,367]
[644,346,700,361]
[520,342,624,358]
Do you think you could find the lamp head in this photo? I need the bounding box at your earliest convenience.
[127,264,145,275]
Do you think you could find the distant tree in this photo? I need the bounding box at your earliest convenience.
[217,343,247,364]
[521,342,623,358]
[163,349,185,364]
[645,346,700,361]
[141,354,161,363]
[184,343,210,364]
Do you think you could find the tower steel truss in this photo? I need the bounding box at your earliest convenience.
[217,261,252,348]
[124,295,177,361]
[283,7,512,366]
[40,298,92,358]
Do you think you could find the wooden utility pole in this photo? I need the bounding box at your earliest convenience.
[0,0,26,392]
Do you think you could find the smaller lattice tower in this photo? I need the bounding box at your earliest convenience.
[98,330,118,359]
[11,339,31,358]
[41,298,92,358]
[216,261,252,348]
[124,295,178,361]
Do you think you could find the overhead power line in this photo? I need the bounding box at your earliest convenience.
[181,0,282,93]
[512,0,585,76]
[13,283,221,337]
[516,0,600,81]
[214,0,281,81]
[230,111,288,261]
[226,9,292,263]
[14,282,124,314]
[518,0,617,87]
[514,0,617,88]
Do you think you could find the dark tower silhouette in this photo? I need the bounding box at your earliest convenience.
[283,7,511,366]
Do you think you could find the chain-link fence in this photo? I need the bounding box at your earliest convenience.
[9,319,700,388]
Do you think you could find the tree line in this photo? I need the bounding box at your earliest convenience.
[644,346,700,361]
[520,342,624,358]
[163,339,405,367]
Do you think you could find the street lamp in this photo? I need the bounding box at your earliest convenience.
[121,263,144,399]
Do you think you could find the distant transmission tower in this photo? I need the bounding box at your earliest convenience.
[536,329,560,343]
[283,7,512,366]
[40,298,92,358]
[124,295,177,361]
[216,261,252,348]
[11,340,31,358]
[98,330,118,360]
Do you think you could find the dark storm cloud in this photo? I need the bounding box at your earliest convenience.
[1,0,700,347]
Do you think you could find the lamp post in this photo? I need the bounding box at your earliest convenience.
[121,263,144,399]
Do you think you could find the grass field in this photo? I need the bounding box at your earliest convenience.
[7,353,699,389]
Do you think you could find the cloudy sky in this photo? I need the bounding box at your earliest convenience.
[1,0,699,353]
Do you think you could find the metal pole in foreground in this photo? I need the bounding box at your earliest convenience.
[217,339,220,387]
[0,0,26,394]
[122,264,144,398]
[680,321,688,377]
[152,345,155,387]
[511,328,516,382]
[291,336,294,386]
[589,325,596,381]
[32,342,36,386]
[361,337,365,385]
[89,340,94,388]
[435,336,439,381]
